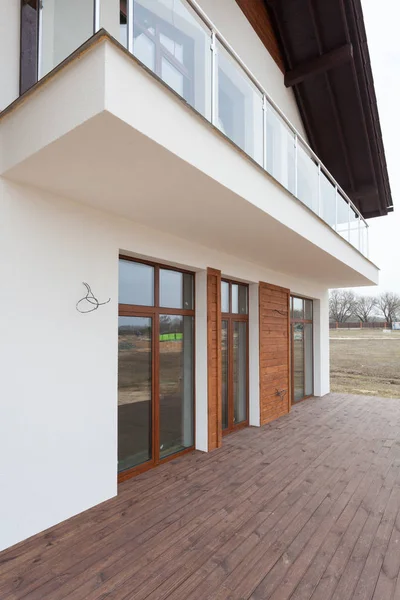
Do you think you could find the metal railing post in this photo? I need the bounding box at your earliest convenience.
[263,95,268,171]
[128,0,134,54]
[294,134,298,197]
[210,31,217,126]
[317,163,321,217]
[335,185,338,232]
[94,0,100,33]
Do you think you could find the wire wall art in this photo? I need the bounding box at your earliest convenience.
[76,282,111,314]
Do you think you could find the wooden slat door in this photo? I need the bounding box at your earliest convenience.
[259,282,291,425]
[207,268,222,451]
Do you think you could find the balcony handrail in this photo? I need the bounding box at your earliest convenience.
[184,0,368,231]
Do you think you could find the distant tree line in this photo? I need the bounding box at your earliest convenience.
[329,290,400,326]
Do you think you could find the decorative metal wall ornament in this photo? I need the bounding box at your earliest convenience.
[76,282,111,314]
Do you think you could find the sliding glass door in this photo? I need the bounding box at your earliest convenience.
[221,280,249,433]
[290,297,313,403]
[118,258,195,480]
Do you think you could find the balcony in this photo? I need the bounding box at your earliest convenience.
[16,0,369,258]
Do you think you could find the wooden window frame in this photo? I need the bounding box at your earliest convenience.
[118,255,196,483]
[290,295,314,405]
[221,278,249,435]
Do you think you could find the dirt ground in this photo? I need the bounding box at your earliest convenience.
[330,328,400,398]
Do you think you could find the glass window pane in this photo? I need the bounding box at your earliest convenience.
[222,321,229,430]
[159,315,194,458]
[133,0,212,119]
[161,57,184,96]
[266,105,295,194]
[293,323,304,402]
[119,259,154,306]
[120,9,128,48]
[304,299,313,321]
[40,0,94,78]
[159,269,193,309]
[232,284,247,314]
[118,317,152,471]
[320,172,336,228]
[216,41,263,165]
[221,281,230,313]
[293,297,303,319]
[349,207,360,251]
[297,143,319,214]
[337,194,349,241]
[304,323,313,396]
[233,322,247,424]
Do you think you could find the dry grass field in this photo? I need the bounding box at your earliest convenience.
[330,328,400,398]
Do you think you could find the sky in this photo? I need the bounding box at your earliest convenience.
[351,0,400,296]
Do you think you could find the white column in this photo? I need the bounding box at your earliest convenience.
[313,290,330,396]
[99,0,121,40]
[0,0,20,111]
[249,283,260,426]
[195,270,208,451]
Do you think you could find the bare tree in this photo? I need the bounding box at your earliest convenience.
[329,290,358,322]
[353,295,378,322]
[377,292,400,326]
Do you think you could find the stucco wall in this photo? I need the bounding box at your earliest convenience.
[0,178,330,551]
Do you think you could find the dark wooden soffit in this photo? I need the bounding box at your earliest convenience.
[235,0,284,72]
[265,0,392,218]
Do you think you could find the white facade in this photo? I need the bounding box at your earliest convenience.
[0,0,379,551]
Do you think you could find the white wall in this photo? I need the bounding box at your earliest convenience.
[0,0,20,111]
[0,177,330,551]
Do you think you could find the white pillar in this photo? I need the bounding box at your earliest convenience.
[195,270,208,451]
[99,0,120,40]
[313,290,330,396]
[0,0,20,111]
[249,283,260,426]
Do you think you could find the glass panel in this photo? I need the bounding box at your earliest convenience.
[320,172,336,228]
[222,321,229,430]
[297,143,319,213]
[349,207,360,250]
[161,57,184,96]
[221,281,230,313]
[159,269,193,309]
[120,9,128,48]
[233,322,247,424]
[40,0,94,78]
[118,317,152,471]
[290,296,293,319]
[293,297,304,319]
[216,40,263,165]
[159,315,194,458]
[119,259,154,306]
[232,284,248,314]
[304,323,313,397]
[21,0,39,94]
[304,299,313,321]
[266,106,295,194]
[133,0,212,119]
[293,323,304,402]
[337,194,349,241]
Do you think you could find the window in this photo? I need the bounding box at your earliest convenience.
[118,257,195,480]
[290,296,313,403]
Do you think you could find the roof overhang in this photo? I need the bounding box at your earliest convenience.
[265,0,393,219]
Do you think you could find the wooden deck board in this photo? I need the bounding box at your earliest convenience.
[2,394,400,600]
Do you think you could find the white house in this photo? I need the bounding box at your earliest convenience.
[0,0,392,552]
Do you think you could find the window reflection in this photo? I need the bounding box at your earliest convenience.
[119,259,154,306]
[159,315,194,458]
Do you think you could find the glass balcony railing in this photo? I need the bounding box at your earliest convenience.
[32,0,369,257]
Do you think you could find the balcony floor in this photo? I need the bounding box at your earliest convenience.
[2,393,400,600]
